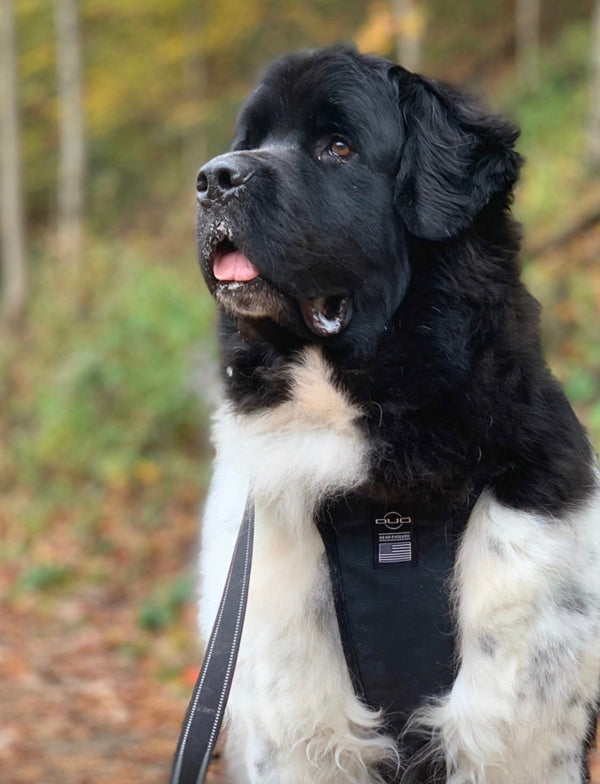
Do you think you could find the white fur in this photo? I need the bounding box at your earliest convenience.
[200,348,398,783]
[199,348,600,783]
[409,486,600,784]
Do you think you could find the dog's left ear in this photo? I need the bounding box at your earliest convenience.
[391,67,522,241]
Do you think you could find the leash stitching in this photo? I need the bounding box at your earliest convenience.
[171,523,239,782]
[196,516,252,783]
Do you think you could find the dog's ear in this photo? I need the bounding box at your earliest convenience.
[391,67,522,241]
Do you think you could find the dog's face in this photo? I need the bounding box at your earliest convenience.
[196,46,520,358]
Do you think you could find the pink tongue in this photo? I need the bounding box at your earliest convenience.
[213,251,259,282]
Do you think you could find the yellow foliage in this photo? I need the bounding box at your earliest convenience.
[134,459,162,487]
[394,7,426,39]
[355,2,393,55]
[356,1,426,55]
[201,2,264,57]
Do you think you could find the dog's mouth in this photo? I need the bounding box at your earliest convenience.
[207,235,352,337]
[298,295,353,337]
[213,239,261,284]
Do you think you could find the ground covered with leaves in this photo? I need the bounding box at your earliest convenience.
[0,473,217,782]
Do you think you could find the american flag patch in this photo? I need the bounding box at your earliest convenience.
[378,534,412,563]
[374,514,417,568]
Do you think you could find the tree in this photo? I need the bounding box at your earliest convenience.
[516,0,541,90]
[588,0,600,169]
[0,0,27,324]
[54,0,85,266]
[390,0,424,72]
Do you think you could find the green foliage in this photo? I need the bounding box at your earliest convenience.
[524,256,600,448]
[565,370,599,404]
[6,240,215,497]
[503,21,600,449]
[18,563,73,591]
[138,573,195,630]
[504,22,596,231]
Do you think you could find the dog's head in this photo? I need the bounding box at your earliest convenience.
[196,46,521,357]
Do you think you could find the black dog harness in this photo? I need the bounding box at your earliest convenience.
[171,493,477,784]
[318,494,475,766]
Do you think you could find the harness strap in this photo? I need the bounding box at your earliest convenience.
[171,490,478,783]
[170,497,254,784]
[317,494,476,746]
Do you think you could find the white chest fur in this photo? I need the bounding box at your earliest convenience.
[199,347,397,784]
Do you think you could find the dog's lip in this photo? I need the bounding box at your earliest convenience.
[299,295,353,336]
[203,222,254,278]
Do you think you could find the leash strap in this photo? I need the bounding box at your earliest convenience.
[170,497,254,784]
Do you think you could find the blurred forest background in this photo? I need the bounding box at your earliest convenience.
[1,0,600,782]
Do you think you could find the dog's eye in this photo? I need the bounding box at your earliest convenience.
[328,138,354,160]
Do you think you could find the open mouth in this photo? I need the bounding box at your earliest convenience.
[207,234,352,337]
[213,239,260,283]
[298,295,352,336]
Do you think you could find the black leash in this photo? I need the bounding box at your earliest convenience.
[170,497,254,784]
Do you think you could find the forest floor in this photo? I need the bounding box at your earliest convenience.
[1,569,599,783]
[0,485,229,784]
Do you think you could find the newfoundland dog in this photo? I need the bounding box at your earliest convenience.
[195,46,600,784]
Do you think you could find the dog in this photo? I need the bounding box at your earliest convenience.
[195,46,600,784]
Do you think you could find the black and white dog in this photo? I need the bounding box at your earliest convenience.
[196,46,600,784]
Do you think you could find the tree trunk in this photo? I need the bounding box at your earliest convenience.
[181,0,208,182]
[54,0,85,267]
[0,0,27,324]
[588,0,600,169]
[516,0,541,90]
[391,0,424,73]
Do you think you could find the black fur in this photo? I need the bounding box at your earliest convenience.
[196,45,594,518]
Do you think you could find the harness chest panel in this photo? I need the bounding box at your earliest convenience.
[318,495,473,740]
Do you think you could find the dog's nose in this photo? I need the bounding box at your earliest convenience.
[196,154,256,203]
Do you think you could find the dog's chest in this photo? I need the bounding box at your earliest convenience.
[199,348,396,776]
[211,344,369,668]
[228,498,346,722]
[213,346,369,512]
